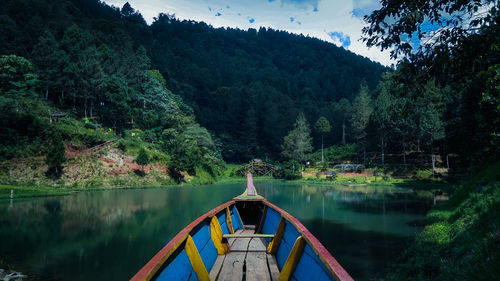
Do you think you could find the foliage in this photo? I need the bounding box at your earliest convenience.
[315,116,331,163]
[351,83,372,143]
[332,98,352,145]
[0,1,224,180]
[0,55,38,97]
[314,117,331,134]
[310,144,357,163]
[363,0,500,163]
[45,130,66,179]
[135,148,150,168]
[282,113,313,162]
[149,13,386,161]
[386,163,500,281]
[362,0,494,60]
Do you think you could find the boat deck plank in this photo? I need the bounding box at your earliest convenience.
[246,237,271,281]
[210,229,279,281]
[267,254,280,281]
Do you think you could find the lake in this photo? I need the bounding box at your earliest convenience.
[0,181,432,280]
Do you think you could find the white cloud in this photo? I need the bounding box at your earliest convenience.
[104,0,396,66]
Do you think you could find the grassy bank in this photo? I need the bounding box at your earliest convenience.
[1,163,449,200]
[0,185,75,199]
[385,162,500,280]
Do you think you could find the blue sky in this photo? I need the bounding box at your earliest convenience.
[104,0,394,65]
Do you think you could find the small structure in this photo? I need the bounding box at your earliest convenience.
[332,164,366,177]
[49,112,66,123]
[241,160,283,177]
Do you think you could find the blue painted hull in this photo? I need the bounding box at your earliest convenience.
[130,198,353,281]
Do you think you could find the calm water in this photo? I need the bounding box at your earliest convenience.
[0,182,432,281]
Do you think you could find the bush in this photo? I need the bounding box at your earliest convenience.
[310,144,357,163]
[284,170,301,180]
[326,172,337,181]
[84,123,98,130]
[45,130,66,179]
[117,141,127,152]
[135,148,150,169]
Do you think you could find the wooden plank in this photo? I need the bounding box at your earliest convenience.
[223,234,274,238]
[278,236,305,281]
[209,229,245,280]
[246,238,271,281]
[229,230,253,252]
[184,235,210,281]
[256,205,268,234]
[226,229,242,246]
[267,217,286,254]
[225,207,234,234]
[216,234,251,281]
[209,255,225,281]
[216,252,245,281]
[267,254,280,281]
[210,216,229,255]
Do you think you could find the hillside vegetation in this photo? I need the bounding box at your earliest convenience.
[0,0,389,164]
[0,0,225,185]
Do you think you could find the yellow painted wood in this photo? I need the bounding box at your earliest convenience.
[185,235,210,281]
[226,207,234,234]
[211,216,229,255]
[267,217,286,254]
[278,236,306,281]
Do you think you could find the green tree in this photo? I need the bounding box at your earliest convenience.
[362,0,492,60]
[78,46,106,118]
[314,116,331,163]
[351,84,372,162]
[32,30,63,101]
[282,113,313,166]
[135,147,150,172]
[363,0,500,162]
[417,81,445,151]
[45,131,66,179]
[333,98,352,144]
[373,73,394,165]
[0,55,38,97]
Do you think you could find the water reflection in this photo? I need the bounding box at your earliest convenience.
[0,182,432,281]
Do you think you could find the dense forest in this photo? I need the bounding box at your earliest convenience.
[148,14,387,161]
[0,0,389,165]
[0,0,224,178]
[0,0,498,168]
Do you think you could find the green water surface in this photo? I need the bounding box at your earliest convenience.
[0,182,433,280]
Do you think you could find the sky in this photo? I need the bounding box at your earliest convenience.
[104,0,395,66]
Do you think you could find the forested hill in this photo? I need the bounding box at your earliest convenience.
[0,0,386,163]
[0,0,225,179]
[150,15,387,161]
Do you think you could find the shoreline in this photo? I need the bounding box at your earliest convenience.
[0,176,448,200]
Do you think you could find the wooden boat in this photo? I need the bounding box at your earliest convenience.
[130,174,354,281]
